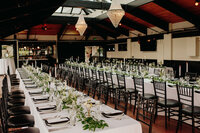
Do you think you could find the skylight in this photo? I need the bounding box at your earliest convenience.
[52,0,136,18]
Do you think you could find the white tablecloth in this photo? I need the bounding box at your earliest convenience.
[0,58,15,75]
[16,69,142,133]
[112,75,200,106]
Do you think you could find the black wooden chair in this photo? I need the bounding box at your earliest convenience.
[96,70,108,103]
[136,94,156,133]
[153,80,179,128]
[176,85,200,133]
[133,77,156,114]
[0,98,35,133]
[105,72,118,103]
[116,74,136,114]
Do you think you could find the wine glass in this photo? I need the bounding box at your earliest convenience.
[185,75,190,85]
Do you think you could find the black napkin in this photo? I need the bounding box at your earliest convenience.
[102,112,123,118]
[44,117,70,125]
[36,105,56,112]
[26,85,37,88]
[33,97,49,102]
[29,91,43,95]
[168,85,173,87]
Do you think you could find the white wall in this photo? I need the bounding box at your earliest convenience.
[106,36,200,62]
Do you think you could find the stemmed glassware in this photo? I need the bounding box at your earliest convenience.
[185,75,190,85]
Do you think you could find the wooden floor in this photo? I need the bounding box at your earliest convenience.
[104,98,200,133]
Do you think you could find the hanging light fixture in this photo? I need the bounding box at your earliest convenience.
[75,14,87,36]
[195,0,200,6]
[107,0,125,28]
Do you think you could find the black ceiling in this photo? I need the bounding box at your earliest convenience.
[0,0,66,39]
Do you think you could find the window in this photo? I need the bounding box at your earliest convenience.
[106,45,115,51]
[118,43,127,51]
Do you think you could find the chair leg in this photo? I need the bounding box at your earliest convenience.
[105,89,108,105]
[133,94,137,114]
[192,116,195,133]
[154,102,158,123]
[115,90,118,110]
[124,93,128,114]
[165,107,167,129]
[129,93,132,109]
[168,107,170,120]
[176,106,181,133]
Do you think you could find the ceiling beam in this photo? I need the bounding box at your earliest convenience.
[88,24,107,40]
[47,16,124,38]
[46,16,93,25]
[154,0,200,29]
[121,17,147,34]
[0,0,66,38]
[126,7,169,31]
[89,22,118,39]
[85,28,91,41]
[27,29,30,40]
[99,20,129,36]
[63,0,110,10]
[63,0,154,10]
[57,24,67,40]
[0,0,61,23]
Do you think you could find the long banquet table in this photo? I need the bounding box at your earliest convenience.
[111,75,200,106]
[16,68,142,133]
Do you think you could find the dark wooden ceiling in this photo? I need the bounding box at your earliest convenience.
[1,0,200,39]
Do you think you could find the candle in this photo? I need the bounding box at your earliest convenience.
[186,62,188,72]
[49,70,51,79]
[179,65,181,77]
[65,80,67,87]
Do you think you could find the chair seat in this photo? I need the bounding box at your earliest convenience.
[8,106,30,116]
[182,106,200,115]
[158,99,179,107]
[108,84,120,89]
[8,99,25,107]
[9,90,24,95]
[9,94,25,99]
[7,114,35,128]
[143,93,156,99]
[13,127,40,133]
[126,88,136,93]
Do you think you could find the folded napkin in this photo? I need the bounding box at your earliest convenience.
[22,78,31,81]
[102,111,123,117]
[33,96,49,102]
[29,91,43,95]
[37,105,56,112]
[45,117,70,125]
[189,81,197,84]
[26,84,37,88]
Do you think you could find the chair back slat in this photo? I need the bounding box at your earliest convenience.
[116,74,126,89]
[153,81,166,100]
[98,71,105,84]
[133,77,144,96]
[105,72,113,87]
[176,85,194,107]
